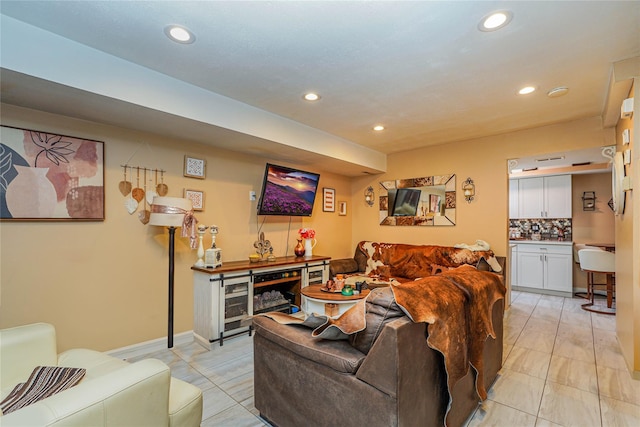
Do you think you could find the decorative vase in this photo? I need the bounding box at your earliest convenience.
[294,239,305,257]
[5,165,57,218]
[304,238,317,257]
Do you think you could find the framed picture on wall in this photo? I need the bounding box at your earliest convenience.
[184,155,206,179]
[184,189,205,211]
[323,188,335,212]
[338,201,347,216]
[0,125,105,221]
[429,194,441,213]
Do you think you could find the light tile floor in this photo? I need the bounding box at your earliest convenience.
[128,290,640,426]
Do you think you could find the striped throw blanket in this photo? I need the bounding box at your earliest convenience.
[1,366,86,415]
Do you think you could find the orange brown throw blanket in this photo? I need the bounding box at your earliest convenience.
[392,266,505,400]
[359,241,502,279]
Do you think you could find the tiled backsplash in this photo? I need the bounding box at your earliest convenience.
[509,218,572,241]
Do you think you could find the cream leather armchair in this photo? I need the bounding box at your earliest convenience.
[0,323,202,426]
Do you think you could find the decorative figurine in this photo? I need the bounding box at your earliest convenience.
[194,224,208,267]
[267,246,277,262]
[205,225,222,268]
[253,231,272,260]
[209,225,219,248]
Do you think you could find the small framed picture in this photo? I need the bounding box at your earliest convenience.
[338,201,347,216]
[323,188,335,212]
[429,194,441,213]
[184,189,205,211]
[184,155,206,179]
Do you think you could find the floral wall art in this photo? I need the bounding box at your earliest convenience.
[0,126,104,220]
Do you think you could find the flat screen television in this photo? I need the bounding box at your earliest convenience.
[391,188,421,216]
[257,163,320,216]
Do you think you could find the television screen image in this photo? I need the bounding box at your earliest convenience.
[391,188,421,216]
[257,164,320,216]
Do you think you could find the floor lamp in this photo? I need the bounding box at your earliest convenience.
[149,196,196,348]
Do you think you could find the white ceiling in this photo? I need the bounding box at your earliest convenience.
[1,1,639,175]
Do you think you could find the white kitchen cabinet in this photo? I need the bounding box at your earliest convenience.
[509,244,518,287]
[544,251,573,292]
[518,177,545,219]
[509,180,520,218]
[516,250,545,288]
[544,175,572,218]
[515,243,572,296]
[515,175,571,219]
[506,244,516,307]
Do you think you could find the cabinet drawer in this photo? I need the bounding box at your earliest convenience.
[515,243,572,255]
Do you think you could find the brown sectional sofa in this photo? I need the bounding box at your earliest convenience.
[253,242,506,427]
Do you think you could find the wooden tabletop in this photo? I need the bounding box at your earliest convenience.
[585,243,615,252]
[191,255,331,275]
[301,284,370,301]
[588,243,615,248]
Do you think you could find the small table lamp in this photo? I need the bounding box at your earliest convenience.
[149,197,197,348]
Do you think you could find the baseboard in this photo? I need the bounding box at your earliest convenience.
[511,286,573,298]
[106,331,194,360]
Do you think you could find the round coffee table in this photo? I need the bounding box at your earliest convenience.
[301,284,370,318]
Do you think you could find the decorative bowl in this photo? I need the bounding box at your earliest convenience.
[341,285,354,296]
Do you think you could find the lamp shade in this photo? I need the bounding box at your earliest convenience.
[149,197,192,227]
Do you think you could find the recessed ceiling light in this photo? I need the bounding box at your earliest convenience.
[303,93,320,101]
[479,10,513,32]
[164,25,195,44]
[518,86,536,95]
[547,86,569,98]
[373,125,385,131]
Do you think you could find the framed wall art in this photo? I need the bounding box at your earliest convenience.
[184,155,206,179]
[323,187,335,212]
[338,201,347,216]
[184,189,205,211]
[0,125,104,221]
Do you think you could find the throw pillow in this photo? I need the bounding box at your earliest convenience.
[0,366,86,414]
[349,287,405,354]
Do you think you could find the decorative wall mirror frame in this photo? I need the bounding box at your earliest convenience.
[379,174,456,226]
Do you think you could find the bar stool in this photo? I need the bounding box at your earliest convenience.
[578,248,616,315]
[573,244,603,299]
[573,243,603,264]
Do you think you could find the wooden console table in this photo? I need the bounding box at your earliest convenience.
[192,255,330,349]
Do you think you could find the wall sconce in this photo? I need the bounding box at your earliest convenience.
[462,178,475,203]
[582,191,596,211]
[364,186,375,207]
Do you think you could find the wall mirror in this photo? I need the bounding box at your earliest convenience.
[379,174,456,226]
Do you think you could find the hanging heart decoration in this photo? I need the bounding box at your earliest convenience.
[131,167,145,202]
[125,197,138,214]
[118,166,132,196]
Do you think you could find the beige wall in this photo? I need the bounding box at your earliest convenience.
[571,173,615,289]
[0,104,352,351]
[572,173,615,243]
[351,116,614,259]
[615,79,639,376]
